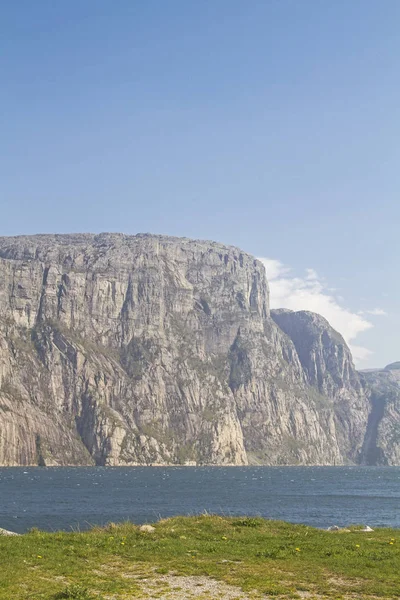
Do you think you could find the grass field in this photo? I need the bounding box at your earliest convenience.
[0,515,399,599]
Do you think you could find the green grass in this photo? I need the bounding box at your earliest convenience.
[0,516,399,599]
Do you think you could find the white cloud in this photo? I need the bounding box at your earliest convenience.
[360,308,387,316]
[258,258,377,364]
[350,345,374,362]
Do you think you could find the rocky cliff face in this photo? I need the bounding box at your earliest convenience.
[359,365,400,465]
[0,233,393,466]
[270,309,369,463]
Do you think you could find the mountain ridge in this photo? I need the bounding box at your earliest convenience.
[0,233,398,466]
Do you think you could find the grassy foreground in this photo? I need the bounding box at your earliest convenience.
[0,516,399,599]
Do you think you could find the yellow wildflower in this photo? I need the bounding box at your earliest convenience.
[295,548,300,552]
[355,544,360,548]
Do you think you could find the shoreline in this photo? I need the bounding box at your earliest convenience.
[0,516,399,599]
[0,462,392,468]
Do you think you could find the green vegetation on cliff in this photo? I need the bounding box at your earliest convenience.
[0,516,399,599]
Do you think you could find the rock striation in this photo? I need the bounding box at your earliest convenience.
[358,365,400,465]
[270,309,369,464]
[0,233,397,466]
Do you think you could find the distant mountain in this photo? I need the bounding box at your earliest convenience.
[385,362,400,371]
[0,233,398,466]
[358,363,400,465]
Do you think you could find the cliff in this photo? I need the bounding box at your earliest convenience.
[0,233,393,466]
[270,309,369,463]
[358,365,400,465]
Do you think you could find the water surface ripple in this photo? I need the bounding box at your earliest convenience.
[1,466,400,533]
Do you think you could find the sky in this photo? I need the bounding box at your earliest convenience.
[1,0,399,368]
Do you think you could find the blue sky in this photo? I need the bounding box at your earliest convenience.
[1,1,399,367]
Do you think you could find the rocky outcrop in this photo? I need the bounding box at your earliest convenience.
[270,309,370,463]
[270,310,359,394]
[0,528,20,536]
[0,233,394,466]
[358,365,400,465]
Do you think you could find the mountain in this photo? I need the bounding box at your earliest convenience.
[0,233,396,466]
[270,309,369,464]
[358,365,400,465]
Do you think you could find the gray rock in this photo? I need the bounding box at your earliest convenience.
[140,524,156,533]
[0,232,396,466]
[359,368,400,466]
[0,527,20,536]
[271,309,370,463]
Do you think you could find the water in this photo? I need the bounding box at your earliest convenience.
[1,466,400,533]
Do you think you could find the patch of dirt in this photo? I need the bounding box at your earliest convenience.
[327,575,365,588]
[98,563,392,599]
[137,574,260,599]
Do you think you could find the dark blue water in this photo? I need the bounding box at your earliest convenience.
[1,466,400,533]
